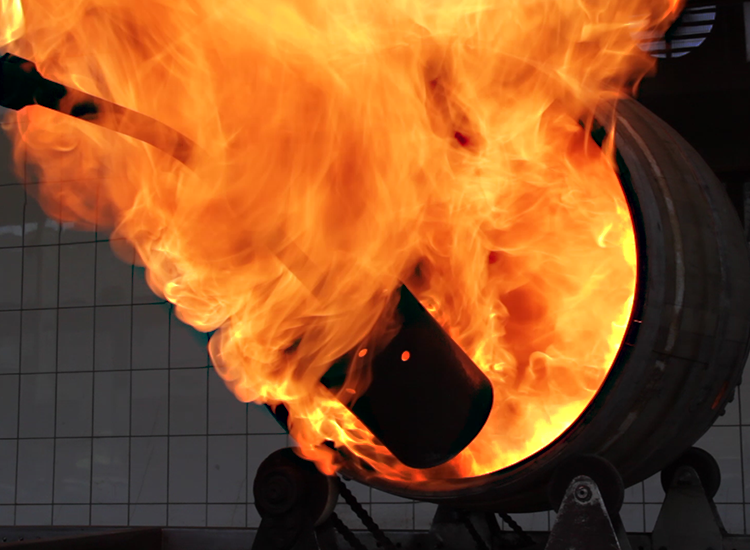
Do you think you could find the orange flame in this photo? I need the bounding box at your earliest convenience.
[2,0,678,481]
[0,0,24,47]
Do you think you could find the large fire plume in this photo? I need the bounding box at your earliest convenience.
[1,0,679,481]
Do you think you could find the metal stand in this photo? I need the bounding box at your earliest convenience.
[248,447,729,550]
[251,448,338,550]
[545,474,626,550]
[545,455,630,550]
[651,447,726,550]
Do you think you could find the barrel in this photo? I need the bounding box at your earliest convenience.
[338,99,750,512]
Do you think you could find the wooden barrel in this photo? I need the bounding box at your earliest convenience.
[339,99,750,512]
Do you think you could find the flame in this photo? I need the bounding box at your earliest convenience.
[0,0,23,47]
[2,0,678,481]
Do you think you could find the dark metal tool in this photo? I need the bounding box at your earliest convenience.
[0,53,196,165]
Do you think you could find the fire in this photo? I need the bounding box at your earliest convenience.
[1,0,678,481]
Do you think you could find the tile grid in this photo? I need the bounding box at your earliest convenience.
[126,257,134,526]
[739,383,747,535]
[165,297,171,527]
[0,109,749,533]
[48,169,59,527]
[11,144,25,527]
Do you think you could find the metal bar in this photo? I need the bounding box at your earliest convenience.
[0,528,162,550]
[0,54,198,166]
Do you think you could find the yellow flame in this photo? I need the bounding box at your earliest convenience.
[0,0,24,47]
[1,0,678,482]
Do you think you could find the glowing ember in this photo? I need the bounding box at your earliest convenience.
[1,0,680,481]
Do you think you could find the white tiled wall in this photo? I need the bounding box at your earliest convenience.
[0,107,749,533]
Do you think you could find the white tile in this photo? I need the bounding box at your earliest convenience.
[334,502,369,530]
[372,489,411,503]
[168,504,206,527]
[716,503,744,534]
[0,440,17,504]
[129,504,166,526]
[21,246,58,309]
[696,426,743,503]
[739,370,750,424]
[0,505,14,525]
[20,309,57,373]
[18,374,56,438]
[16,439,54,504]
[208,504,246,527]
[52,504,89,525]
[130,437,168,504]
[644,503,661,532]
[0,248,22,310]
[169,369,207,435]
[643,473,665,503]
[95,241,132,306]
[247,404,287,435]
[502,512,549,532]
[23,185,60,246]
[619,503,645,533]
[339,479,370,503]
[623,482,644,503]
[0,129,23,186]
[169,436,207,503]
[57,308,94,372]
[0,375,19,438]
[132,304,169,369]
[130,370,169,436]
[208,435,247,504]
[93,371,130,436]
[91,438,129,504]
[414,502,438,530]
[15,505,52,525]
[208,369,246,434]
[0,311,21,373]
[714,389,740,425]
[170,313,208,368]
[58,243,95,307]
[247,435,288,495]
[371,503,414,530]
[53,438,91,504]
[742,427,750,503]
[60,217,96,244]
[94,306,131,371]
[247,505,261,528]
[91,504,128,526]
[56,372,93,437]
[132,267,163,304]
[0,184,24,248]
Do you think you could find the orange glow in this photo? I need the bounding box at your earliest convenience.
[401,351,411,362]
[0,0,24,47]
[2,0,678,481]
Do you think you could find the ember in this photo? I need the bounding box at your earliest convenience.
[0,0,680,482]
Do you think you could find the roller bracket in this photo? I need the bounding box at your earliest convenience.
[652,463,725,550]
[545,475,625,550]
[252,448,338,550]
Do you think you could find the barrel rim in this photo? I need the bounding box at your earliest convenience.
[335,105,650,497]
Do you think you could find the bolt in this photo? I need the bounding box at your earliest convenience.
[574,484,592,502]
[676,467,695,485]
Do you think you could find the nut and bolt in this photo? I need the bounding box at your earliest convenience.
[574,484,592,502]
